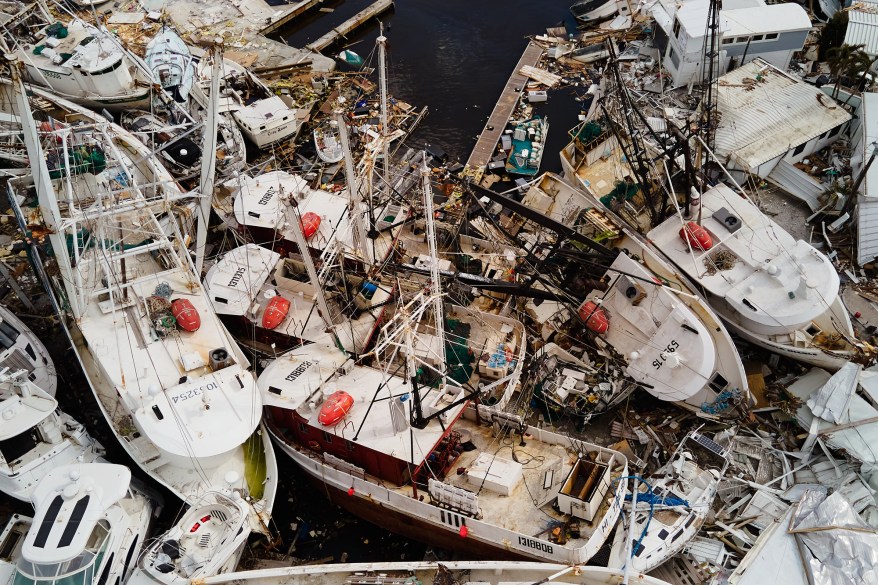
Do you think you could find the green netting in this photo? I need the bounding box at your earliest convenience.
[575,121,603,143]
[599,180,640,208]
[444,318,473,384]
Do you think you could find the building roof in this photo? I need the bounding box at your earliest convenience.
[845,1,878,56]
[715,59,851,169]
[724,4,811,37]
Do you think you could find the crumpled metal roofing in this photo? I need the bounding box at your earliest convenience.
[845,2,878,56]
[714,59,851,170]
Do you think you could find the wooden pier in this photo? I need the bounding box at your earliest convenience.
[260,0,325,36]
[306,0,394,52]
[465,41,543,176]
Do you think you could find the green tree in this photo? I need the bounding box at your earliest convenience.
[818,12,849,61]
[827,43,866,97]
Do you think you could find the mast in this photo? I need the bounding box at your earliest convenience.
[377,23,390,208]
[8,56,81,317]
[698,0,721,151]
[421,158,447,389]
[194,43,221,277]
[337,110,371,264]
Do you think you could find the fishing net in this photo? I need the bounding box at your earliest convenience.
[703,249,739,275]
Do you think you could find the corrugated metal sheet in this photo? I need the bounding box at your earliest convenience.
[714,59,851,169]
[845,8,878,55]
[857,197,878,264]
[857,93,878,265]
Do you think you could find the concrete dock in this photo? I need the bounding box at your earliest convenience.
[306,0,395,52]
[155,0,337,72]
[465,41,543,177]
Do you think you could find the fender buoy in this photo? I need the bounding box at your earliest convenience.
[679,221,713,251]
[307,440,322,452]
[300,212,321,239]
[262,295,290,330]
[190,522,201,533]
[578,300,609,334]
[318,390,354,426]
[171,298,201,332]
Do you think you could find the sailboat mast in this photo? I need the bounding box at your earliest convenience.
[377,23,390,202]
[194,44,221,277]
[337,111,371,264]
[421,159,447,387]
[8,57,81,317]
[286,196,336,337]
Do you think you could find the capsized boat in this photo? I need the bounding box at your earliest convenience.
[506,116,548,176]
[190,55,310,148]
[518,173,751,418]
[337,49,364,68]
[0,463,156,585]
[145,25,195,103]
[610,430,732,572]
[127,491,251,585]
[0,304,56,395]
[196,561,672,585]
[5,3,153,110]
[646,182,861,370]
[8,72,278,536]
[570,0,628,25]
[0,368,103,501]
[313,118,344,163]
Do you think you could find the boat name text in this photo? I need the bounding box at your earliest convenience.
[518,536,553,554]
[652,340,679,370]
[172,381,219,403]
[258,186,276,206]
[228,267,247,288]
[285,361,314,382]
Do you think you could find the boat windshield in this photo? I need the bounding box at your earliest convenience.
[14,522,109,585]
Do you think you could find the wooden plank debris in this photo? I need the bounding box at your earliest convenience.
[519,65,562,88]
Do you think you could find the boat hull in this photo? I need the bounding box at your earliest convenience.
[266,420,622,565]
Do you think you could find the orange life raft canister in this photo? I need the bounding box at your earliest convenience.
[319,390,354,426]
[262,295,290,330]
[171,298,201,332]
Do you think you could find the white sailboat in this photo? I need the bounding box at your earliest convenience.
[127,491,251,585]
[610,430,732,572]
[0,464,156,585]
[8,61,278,535]
[145,26,195,103]
[313,118,344,163]
[646,182,861,370]
[259,161,628,564]
[0,304,56,395]
[0,368,103,501]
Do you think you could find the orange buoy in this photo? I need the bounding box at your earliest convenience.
[578,300,609,334]
[171,298,201,332]
[262,295,291,330]
[300,212,321,239]
[679,221,713,251]
[318,390,354,426]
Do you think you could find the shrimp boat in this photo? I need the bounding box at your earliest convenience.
[0,463,157,585]
[204,243,393,355]
[646,182,862,370]
[144,26,195,103]
[506,116,548,176]
[259,164,628,563]
[516,173,750,417]
[0,368,103,501]
[4,2,153,110]
[8,65,278,536]
[611,430,732,572]
[195,561,673,585]
[127,491,251,585]
[313,118,344,163]
[0,304,56,395]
